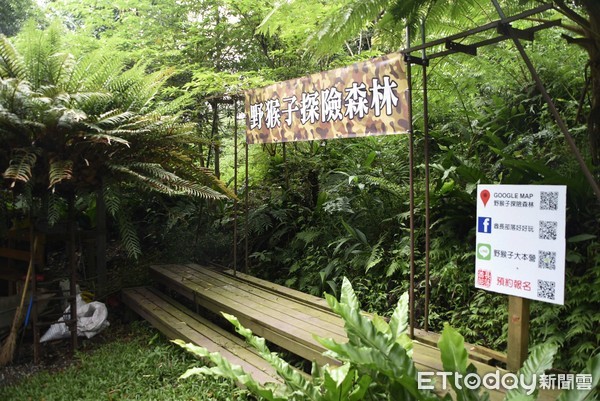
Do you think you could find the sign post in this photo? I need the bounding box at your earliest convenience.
[507,295,530,371]
[475,185,566,370]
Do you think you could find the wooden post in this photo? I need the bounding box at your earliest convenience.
[96,187,107,297]
[507,295,530,371]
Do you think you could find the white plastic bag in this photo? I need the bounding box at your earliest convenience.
[40,295,110,342]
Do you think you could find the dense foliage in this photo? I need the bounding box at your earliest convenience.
[1,0,597,376]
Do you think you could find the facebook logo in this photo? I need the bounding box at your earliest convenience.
[478,217,492,233]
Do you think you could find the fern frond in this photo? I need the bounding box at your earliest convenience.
[364,175,406,196]
[83,132,131,147]
[47,193,66,226]
[365,237,385,273]
[126,163,229,199]
[222,313,320,397]
[0,35,27,80]
[3,149,38,185]
[94,110,136,128]
[306,0,390,56]
[294,228,323,246]
[116,212,141,259]
[48,159,73,188]
[102,185,121,218]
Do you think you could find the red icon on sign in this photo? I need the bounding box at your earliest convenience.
[480,190,490,207]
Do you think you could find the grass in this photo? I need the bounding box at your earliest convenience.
[0,322,252,401]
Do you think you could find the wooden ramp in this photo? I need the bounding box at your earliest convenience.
[124,263,559,400]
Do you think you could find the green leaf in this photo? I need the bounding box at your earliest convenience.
[556,352,600,401]
[504,342,557,401]
[567,234,596,243]
[340,277,360,310]
[173,340,287,401]
[389,292,410,340]
[438,323,468,374]
[439,323,480,401]
[372,314,390,335]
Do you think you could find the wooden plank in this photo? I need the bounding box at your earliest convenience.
[221,267,333,312]
[153,264,347,340]
[153,265,347,346]
[151,266,340,366]
[139,287,281,373]
[122,287,280,385]
[0,247,42,263]
[178,264,347,337]
[192,265,340,320]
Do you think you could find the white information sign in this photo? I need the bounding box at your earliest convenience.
[475,185,567,305]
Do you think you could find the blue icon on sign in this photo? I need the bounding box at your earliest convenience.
[478,217,492,233]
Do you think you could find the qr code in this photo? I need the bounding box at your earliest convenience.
[539,221,557,240]
[538,251,556,270]
[537,279,556,300]
[540,191,559,210]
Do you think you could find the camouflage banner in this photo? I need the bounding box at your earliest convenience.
[244,52,410,144]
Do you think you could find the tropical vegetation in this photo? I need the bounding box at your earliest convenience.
[0,0,598,397]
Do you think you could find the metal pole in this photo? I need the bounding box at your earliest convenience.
[405,27,416,339]
[67,195,78,355]
[245,140,249,273]
[421,21,431,332]
[491,0,600,203]
[283,142,289,189]
[233,100,238,276]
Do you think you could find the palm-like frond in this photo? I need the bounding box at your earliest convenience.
[116,211,142,259]
[108,163,229,200]
[0,35,27,80]
[93,110,137,128]
[3,149,38,185]
[306,0,391,56]
[46,192,66,226]
[48,159,73,188]
[102,185,121,218]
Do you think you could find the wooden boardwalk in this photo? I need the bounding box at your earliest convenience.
[123,263,560,400]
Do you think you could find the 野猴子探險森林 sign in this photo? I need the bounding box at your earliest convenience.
[244,52,409,144]
[475,185,566,305]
